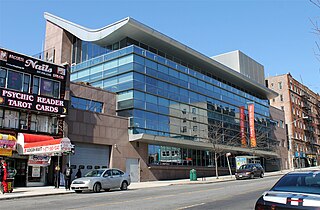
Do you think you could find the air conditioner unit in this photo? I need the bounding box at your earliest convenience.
[20,125,28,130]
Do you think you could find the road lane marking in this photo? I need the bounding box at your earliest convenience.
[176,203,206,210]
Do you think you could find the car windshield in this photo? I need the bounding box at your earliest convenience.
[272,172,320,195]
[239,165,252,170]
[84,170,105,177]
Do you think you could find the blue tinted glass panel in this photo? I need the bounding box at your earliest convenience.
[134,55,145,65]
[145,59,157,69]
[134,72,145,82]
[146,94,157,103]
[118,72,133,83]
[158,97,169,106]
[133,63,145,73]
[146,77,157,86]
[134,99,145,109]
[146,67,157,77]
[157,64,169,74]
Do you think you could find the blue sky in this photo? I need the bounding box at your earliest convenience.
[0,0,319,93]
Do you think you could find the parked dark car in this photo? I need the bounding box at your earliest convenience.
[235,163,264,180]
[255,170,320,209]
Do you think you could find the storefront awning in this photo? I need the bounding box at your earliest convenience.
[0,134,17,157]
[17,133,72,155]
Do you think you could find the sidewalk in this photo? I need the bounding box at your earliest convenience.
[0,167,318,200]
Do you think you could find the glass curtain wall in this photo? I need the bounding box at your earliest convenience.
[71,44,276,166]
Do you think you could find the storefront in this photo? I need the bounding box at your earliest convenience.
[0,134,16,157]
[17,133,72,186]
[0,134,28,187]
[307,154,318,167]
[0,48,70,186]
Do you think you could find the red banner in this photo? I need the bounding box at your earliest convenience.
[240,106,246,147]
[248,103,256,147]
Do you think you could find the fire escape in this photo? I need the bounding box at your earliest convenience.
[301,93,315,158]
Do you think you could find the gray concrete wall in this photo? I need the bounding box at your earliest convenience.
[212,50,265,85]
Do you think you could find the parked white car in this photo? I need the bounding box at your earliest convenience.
[71,168,131,193]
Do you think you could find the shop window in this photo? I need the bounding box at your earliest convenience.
[79,165,85,169]
[30,114,58,134]
[7,70,23,91]
[71,96,103,113]
[19,112,28,130]
[4,110,19,129]
[94,166,100,169]
[101,166,108,169]
[33,76,40,94]
[37,116,49,133]
[0,68,6,87]
[23,74,31,93]
[40,78,60,98]
[87,165,93,170]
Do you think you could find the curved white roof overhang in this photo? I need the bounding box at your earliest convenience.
[44,12,278,99]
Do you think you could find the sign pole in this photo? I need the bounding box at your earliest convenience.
[226,153,232,178]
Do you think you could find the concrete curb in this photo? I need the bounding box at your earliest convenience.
[0,191,74,201]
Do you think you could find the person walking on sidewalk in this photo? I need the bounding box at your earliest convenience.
[75,168,82,179]
[54,164,60,188]
[0,161,4,194]
[63,164,72,190]
[1,160,8,194]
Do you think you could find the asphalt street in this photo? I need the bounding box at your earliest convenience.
[1,175,281,210]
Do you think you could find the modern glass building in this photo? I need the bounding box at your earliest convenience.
[43,13,279,180]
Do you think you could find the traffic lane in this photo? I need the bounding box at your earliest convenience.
[175,185,268,210]
[68,176,280,210]
[0,176,281,210]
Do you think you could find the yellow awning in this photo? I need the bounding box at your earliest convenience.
[0,134,17,157]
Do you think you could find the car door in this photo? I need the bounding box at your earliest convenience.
[252,164,258,177]
[101,170,113,189]
[256,164,262,176]
[111,169,123,189]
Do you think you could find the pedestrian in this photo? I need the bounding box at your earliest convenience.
[63,164,73,190]
[75,168,82,179]
[1,160,8,193]
[0,161,4,194]
[54,164,60,188]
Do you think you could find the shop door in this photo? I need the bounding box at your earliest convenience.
[126,158,140,182]
[14,159,27,187]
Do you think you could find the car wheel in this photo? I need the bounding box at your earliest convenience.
[75,190,82,193]
[260,173,264,178]
[93,183,101,193]
[250,173,254,179]
[121,181,128,190]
